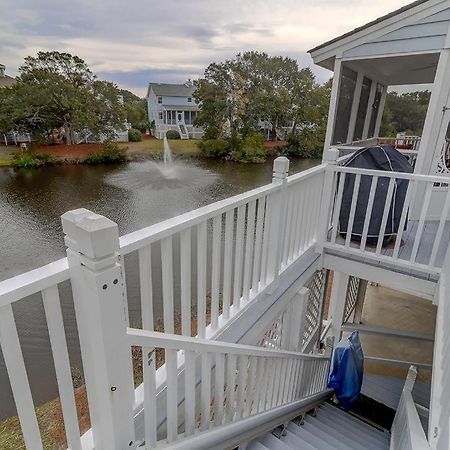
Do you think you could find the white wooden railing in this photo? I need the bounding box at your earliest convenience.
[321,164,450,275]
[127,329,330,448]
[390,365,429,450]
[0,157,328,449]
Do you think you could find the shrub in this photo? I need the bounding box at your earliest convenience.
[86,141,125,164]
[198,139,230,159]
[166,130,180,140]
[12,150,54,168]
[281,132,323,158]
[233,133,267,163]
[203,126,221,140]
[128,128,142,142]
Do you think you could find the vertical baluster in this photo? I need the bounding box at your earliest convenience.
[252,197,266,294]
[298,183,311,253]
[376,177,396,254]
[138,246,157,447]
[260,194,271,286]
[244,356,257,417]
[393,179,415,259]
[287,184,301,263]
[330,172,346,244]
[184,350,196,436]
[211,217,221,330]
[251,357,264,415]
[242,201,256,302]
[304,180,316,247]
[139,245,154,331]
[0,305,43,450]
[226,354,236,423]
[235,356,247,421]
[197,222,207,338]
[410,182,433,263]
[166,348,178,442]
[233,205,246,310]
[161,237,174,333]
[42,286,81,450]
[201,353,211,430]
[359,176,378,250]
[214,353,225,426]
[430,187,450,267]
[267,359,277,409]
[180,229,191,336]
[259,358,270,413]
[223,211,234,320]
[143,347,157,447]
[282,189,294,267]
[345,173,362,248]
[271,359,282,407]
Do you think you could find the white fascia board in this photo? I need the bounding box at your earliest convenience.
[311,0,447,65]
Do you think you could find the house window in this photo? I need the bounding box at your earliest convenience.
[187,97,192,103]
[158,112,163,121]
[158,96,162,104]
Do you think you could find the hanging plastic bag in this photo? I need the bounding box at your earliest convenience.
[327,331,364,410]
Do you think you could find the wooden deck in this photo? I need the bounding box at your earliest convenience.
[326,220,450,281]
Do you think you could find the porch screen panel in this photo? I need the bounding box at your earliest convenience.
[368,83,383,138]
[332,66,358,145]
[353,77,372,141]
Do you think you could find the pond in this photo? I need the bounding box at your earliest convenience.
[0,155,320,419]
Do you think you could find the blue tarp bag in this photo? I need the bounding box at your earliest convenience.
[327,331,364,410]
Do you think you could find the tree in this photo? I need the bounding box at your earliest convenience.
[380,90,431,136]
[120,89,150,133]
[194,51,330,155]
[0,51,126,144]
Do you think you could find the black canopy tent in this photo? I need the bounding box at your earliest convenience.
[339,145,414,245]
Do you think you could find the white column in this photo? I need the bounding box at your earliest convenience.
[346,71,364,144]
[362,79,377,140]
[329,271,350,342]
[322,57,342,161]
[62,209,135,449]
[266,156,289,288]
[374,85,388,138]
[415,46,450,175]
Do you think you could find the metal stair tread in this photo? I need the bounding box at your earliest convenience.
[280,426,318,450]
[303,415,369,450]
[260,433,294,450]
[247,440,271,450]
[315,406,390,446]
[301,418,354,449]
[313,412,387,448]
[286,422,338,450]
[321,404,390,438]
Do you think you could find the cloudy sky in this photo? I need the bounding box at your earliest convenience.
[0,0,413,96]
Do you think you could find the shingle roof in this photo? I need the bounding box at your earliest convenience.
[308,0,430,54]
[0,74,15,88]
[149,82,195,97]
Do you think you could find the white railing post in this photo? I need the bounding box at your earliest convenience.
[266,156,290,288]
[62,208,135,449]
[317,147,339,252]
[329,271,349,342]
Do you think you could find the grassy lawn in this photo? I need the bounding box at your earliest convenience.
[122,138,201,157]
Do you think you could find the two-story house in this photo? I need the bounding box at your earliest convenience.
[147,82,203,139]
[0,64,15,88]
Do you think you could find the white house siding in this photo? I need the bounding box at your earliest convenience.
[343,7,450,58]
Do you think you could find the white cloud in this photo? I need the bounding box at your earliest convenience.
[0,0,414,95]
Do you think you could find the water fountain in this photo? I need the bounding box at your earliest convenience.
[163,136,173,169]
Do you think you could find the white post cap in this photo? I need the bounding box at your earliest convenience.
[273,156,290,180]
[62,208,119,259]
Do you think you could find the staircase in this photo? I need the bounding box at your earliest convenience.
[178,123,189,139]
[246,402,390,450]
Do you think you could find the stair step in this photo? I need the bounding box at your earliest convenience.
[280,427,317,450]
[260,433,293,450]
[314,409,387,448]
[301,419,354,449]
[286,422,336,450]
[247,441,271,450]
[320,404,390,440]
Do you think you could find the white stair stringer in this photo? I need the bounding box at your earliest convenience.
[246,402,390,450]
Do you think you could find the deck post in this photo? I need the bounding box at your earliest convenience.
[329,271,350,342]
[352,279,368,324]
[62,208,135,449]
[266,156,289,289]
[317,148,339,253]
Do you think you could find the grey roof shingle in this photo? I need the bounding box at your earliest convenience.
[0,74,15,88]
[149,82,195,97]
